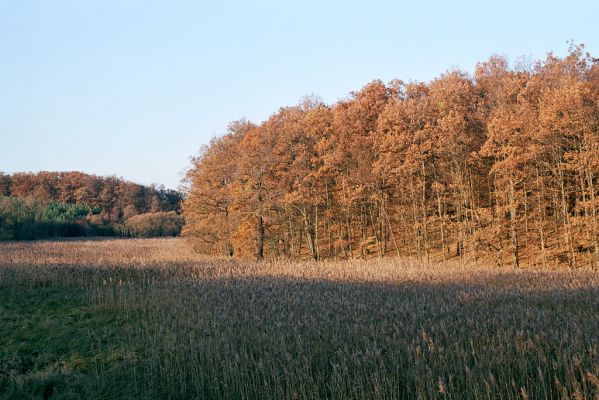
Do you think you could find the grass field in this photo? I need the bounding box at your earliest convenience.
[1,238,598,399]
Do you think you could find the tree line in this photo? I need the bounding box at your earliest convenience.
[0,171,183,240]
[183,45,599,268]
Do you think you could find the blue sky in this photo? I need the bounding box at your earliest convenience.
[1,0,597,189]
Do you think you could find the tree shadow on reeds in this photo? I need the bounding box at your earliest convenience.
[1,262,598,399]
[111,270,599,399]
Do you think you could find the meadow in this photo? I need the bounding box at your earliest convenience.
[1,238,598,399]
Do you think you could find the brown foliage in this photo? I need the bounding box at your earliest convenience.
[184,45,599,267]
[0,171,182,224]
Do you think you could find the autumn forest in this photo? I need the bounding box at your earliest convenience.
[0,171,183,239]
[183,45,599,268]
[3,40,599,399]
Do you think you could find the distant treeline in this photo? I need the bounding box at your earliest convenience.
[183,45,599,268]
[0,171,183,240]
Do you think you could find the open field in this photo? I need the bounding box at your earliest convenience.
[1,239,599,399]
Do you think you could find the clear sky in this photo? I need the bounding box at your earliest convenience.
[1,0,597,190]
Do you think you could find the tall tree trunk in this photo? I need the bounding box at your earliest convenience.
[536,172,548,267]
[420,160,430,263]
[325,184,333,258]
[435,188,447,263]
[315,205,320,260]
[383,204,400,257]
[224,205,234,257]
[558,162,575,268]
[410,178,422,261]
[256,190,265,261]
[508,177,520,268]
[586,164,599,268]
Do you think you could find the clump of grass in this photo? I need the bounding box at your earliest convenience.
[1,238,598,399]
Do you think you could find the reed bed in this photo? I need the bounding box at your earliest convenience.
[1,238,598,399]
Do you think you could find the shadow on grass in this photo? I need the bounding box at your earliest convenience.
[1,265,598,399]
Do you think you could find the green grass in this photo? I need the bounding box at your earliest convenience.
[0,285,140,399]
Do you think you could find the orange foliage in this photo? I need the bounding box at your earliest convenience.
[183,45,599,267]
